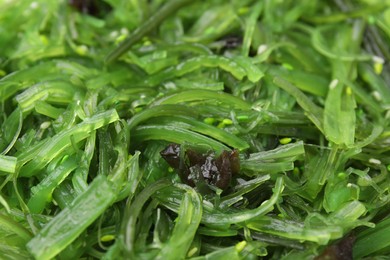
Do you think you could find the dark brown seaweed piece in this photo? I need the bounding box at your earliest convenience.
[213,150,232,189]
[69,0,96,14]
[160,143,240,190]
[160,143,181,169]
[220,35,242,50]
[186,149,205,166]
[69,0,111,17]
[228,149,240,175]
[315,234,356,260]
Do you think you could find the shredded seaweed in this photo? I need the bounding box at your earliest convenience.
[0,0,390,259]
